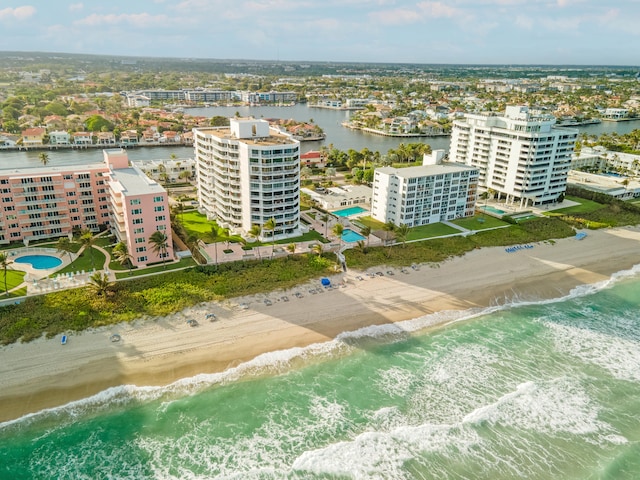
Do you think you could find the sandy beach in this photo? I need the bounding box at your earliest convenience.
[1,226,640,423]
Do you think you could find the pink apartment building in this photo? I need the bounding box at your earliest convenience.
[0,149,172,268]
[105,149,172,267]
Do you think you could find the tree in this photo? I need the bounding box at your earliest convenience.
[38,152,49,166]
[332,223,344,250]
[311,243,323,257]
[320,213,330,237]
[209,227,219,265]
[87,272,114,297]
[80,229,96,269]
[56,237,75,263]
[325,167,337,182]
[361,226,372,247]
[264,217,277,259]
[286,243,296,255]
[149,230,170,269]
[85,114,113,132]
[0,253,12,295]
[395,223,411,248]
[113,241,133,275]
[248,224,262,260]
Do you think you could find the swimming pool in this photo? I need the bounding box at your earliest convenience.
[342,229,366,243]
[333,206,367,217]
[14,254,63,270]
[480,205,506,215]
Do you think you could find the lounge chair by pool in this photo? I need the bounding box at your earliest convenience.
[61,335,67,345]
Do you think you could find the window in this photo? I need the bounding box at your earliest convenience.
[133,218,144,224]
[131,208,142,215]
[154,205,164,212]
[153,196,164,203]
[135,237,145,244]
[137,256,147,263]
[135,246,147,253]
[134,227,144,234]
[130,198,141,205]
[155,215,165,222]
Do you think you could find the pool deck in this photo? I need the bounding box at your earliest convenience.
[8,248,74,281]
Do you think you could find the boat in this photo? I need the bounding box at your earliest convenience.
[61,335,67,345]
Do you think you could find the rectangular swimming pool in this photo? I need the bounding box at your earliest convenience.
[333,206,368,217]
[342,229,366,243]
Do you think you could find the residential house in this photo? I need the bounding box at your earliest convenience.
[161,130,181,143]
[73,131,93,146]
[120,130,139,146]
[0,132,19,149]
[300,150,326,168]
[21,127,46,148]
[48,131,71,146]
[96,131,117,145]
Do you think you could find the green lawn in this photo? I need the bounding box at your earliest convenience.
[544,196,604,216]
[356,216,385,230]
[405,223,460,241]
[115,257,197,279]
[179,211,243,243]
[452,215,510,230]
[0,269,26,294]
[55,246,106,275]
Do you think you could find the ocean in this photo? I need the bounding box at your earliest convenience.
[2,267,640,479]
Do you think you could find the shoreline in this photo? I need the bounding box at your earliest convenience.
[2,227,640,424]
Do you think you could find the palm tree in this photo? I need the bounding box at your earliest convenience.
[332,223,344,250]
[264,217,276,259]
[286,243,296,255]
[395,223,410,248]
[172,201,185,223]
[56,236,75,263]
[320,214,330,238]
[149,230,169,269]
[87,272,114,297]
[80,229,96,269]
[113,241,133,275]
[361,226,372,247]
[209,227,219,265]
[311,243,323,257]
[38,152,49,166]
[0,253,12,295]
[248,224,262,260]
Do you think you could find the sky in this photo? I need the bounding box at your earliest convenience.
[0,0,638,66]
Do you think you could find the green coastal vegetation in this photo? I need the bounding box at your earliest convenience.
[2,187,640,345]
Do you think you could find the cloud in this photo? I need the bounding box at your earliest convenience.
[75,12,170,28]
[369,1,468,26]
[515,15,533,30]
[68,3,83,12]
[0,5,36,21]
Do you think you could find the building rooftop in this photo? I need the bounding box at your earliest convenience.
[195,126,297,147]
[0,163,106,176]
[109,165,165,195]
[376,162,477,179]
[567,171,640,195]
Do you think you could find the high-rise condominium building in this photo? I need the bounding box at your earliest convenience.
[193,118,301,241]
[450,106,577,207]
[371,151,479,226]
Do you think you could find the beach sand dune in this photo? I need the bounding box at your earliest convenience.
[1,227,639,422]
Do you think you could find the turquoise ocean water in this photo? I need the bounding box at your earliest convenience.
[2,267,640,479]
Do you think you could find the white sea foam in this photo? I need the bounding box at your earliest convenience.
[547,321,640,383]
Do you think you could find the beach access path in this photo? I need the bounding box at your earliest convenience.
[1,226,640,423]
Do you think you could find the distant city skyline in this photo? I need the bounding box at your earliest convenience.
[1,1,639,66]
